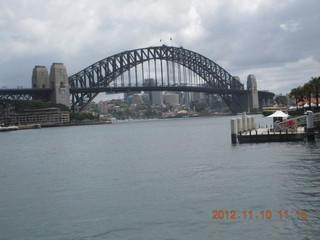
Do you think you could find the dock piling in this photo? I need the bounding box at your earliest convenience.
[252,117,256,129]
[242,112,247,132]
[230,118,237,144]
[237,118,243,133]
[306,111,315,141]
[247,117,251,130]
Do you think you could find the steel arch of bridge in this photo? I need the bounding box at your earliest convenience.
[69,45,245,112]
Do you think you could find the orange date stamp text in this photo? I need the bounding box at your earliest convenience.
[211,210,308,220]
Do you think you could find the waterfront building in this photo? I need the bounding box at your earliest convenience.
[0,108,69,125]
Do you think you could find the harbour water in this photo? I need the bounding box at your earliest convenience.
[0,116,319,240]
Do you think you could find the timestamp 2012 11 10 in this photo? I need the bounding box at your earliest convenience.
[211,210,308,220]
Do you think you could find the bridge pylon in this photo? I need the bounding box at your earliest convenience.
[31,63,71,108]
[49,63,70,108]
[32,66,50,89]
[247,75,259,113]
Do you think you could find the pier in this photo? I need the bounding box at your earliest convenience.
[231,111,319,144]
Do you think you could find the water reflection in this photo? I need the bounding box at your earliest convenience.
[279,141,320,238]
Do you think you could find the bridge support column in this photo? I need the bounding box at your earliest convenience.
[247,75,259,113]
[32,66,49,89]
[49,63,71,108]
[306,111,315,141]
[31,66,51,101]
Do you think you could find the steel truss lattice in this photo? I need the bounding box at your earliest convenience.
[68,45,246,112]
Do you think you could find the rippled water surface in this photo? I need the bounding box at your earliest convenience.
[0,116,319,240]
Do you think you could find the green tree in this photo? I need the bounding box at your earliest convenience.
[119,103,129,108]
[274,96,288,106]
[1,100,69,112]
[70,112,96,121]
[289,87,304,107]
[136,104,148,111]
[191,101,208,112]
[309,76,320,110]
[303,83,313,109]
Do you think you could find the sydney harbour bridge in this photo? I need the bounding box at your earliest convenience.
[0,45,274,113]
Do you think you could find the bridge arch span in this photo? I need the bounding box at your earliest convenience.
[69,45,245,112]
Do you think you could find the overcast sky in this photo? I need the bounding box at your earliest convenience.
[1,0,319,95]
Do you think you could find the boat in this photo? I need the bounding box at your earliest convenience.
[262,105,287,116]
[0,126,19,132]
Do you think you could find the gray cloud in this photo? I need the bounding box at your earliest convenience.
[0,0,319,94]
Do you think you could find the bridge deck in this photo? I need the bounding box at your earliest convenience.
[0,88,53,94]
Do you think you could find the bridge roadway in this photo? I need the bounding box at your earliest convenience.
[0,88,52,95]
[0,88,52,101]
[0,86,247,95]
[0,86,273,112]
[0,86,275,97]
[70,86,249,94]
[0,86,248,95]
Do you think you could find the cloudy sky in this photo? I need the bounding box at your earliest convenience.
[1,0,319,95]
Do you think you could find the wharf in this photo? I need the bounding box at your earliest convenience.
[230,111,318,144]
[237,127,307,143]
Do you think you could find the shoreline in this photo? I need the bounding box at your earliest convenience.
[0,121,112,132]
[1,113,261,130]
[1,114,232,131]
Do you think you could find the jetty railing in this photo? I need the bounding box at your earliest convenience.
[274,112,320,131]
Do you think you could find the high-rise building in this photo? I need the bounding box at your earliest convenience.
[143,78,157,87]
[179,92,192,108]
[143,78,164,105]
[124,92,139,103]
[163,92,180,105]
[141,93,150,104]
[152,91,163,105]
[190,92,205,102]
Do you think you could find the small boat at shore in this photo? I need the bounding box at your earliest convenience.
[262,105,288,116]
[0,126,19,132]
